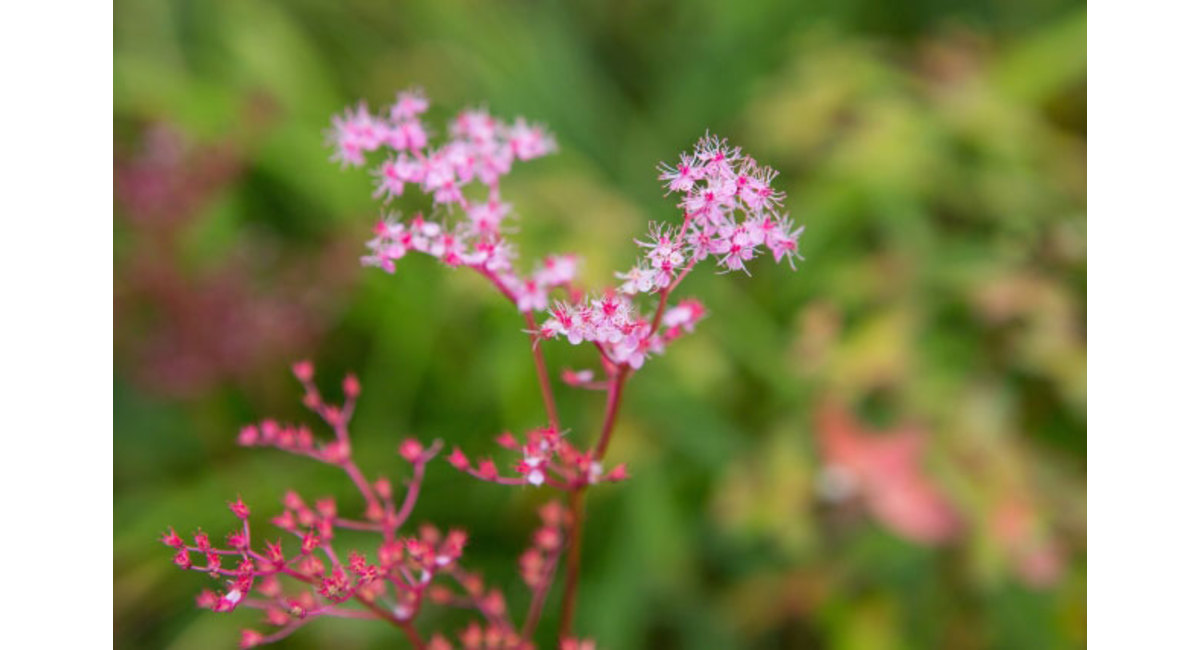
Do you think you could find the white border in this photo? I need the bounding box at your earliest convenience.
[1,1,114,645]
[1090,3,1200,648]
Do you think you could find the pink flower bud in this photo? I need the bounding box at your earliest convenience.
[260,420,280,443]
[398,438,424,463]
[315,498,337,519]
[343,374,360,399]
[481,589,506,616]
[539,501,567,526]
[161,528,184,548]
[283,491,305,511]
[366,501,385,522]
[447,447,469,470]
[428,585,454,605]
[257,575,282,598]
[301,531,319,555]
[240,629,264,648]
[291,360,314,383]
[229,497,250,520]
[196,590,219,609]
[606,463,630,482]
[534,526,561,551]
[374,477,392,500]
[322,440,350,464]
[477,459,498,480]
[296,426,314,450]
[237,425,259,446]
[265,608,289,626]
[272,510,296,531]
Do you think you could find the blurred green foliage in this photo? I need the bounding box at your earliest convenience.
[115,0,1085,648]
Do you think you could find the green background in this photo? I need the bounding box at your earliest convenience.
[114,1,1086,648]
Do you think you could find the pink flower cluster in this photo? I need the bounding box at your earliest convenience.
[447,427,629,489]
[333,90,802,373]
[653,134,803,274]
[165,364,588,650]
[330,89,566,314]
[536,291,707,370]
[535,136,800,367]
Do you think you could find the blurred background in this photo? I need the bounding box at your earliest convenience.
[114,0,1086,648]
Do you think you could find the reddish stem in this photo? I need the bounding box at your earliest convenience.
[524,311,561,430]
[340,459,382,516]
[559,364,631,640]
[593,366,631,461]
[400,622,426,650]
[277,567,424,647]
[521,533,566,640]
[393,442,442,537]
[474,265,561,430]
[558,488,587,641]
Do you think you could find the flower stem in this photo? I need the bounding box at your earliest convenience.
[559,364,631,640]
[558,487,587,640]
[525,311,561,430]
[522,533,565,640]
[594,366,630,461]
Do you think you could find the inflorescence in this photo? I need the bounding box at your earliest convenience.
[165,88,802,649]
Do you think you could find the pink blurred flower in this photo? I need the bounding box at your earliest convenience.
[990,496,1065,588]
[816,402,961,545]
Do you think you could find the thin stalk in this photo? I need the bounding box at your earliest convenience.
[558,365,631,640]
[521,541,564,639]
[558,487,587,640]
[524,311,561,430]
[594,366,631,461]
[474,266,561,430]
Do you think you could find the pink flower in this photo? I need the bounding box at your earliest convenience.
[658,153,705,193]
[343,373,361,399]
[452,109,499,143]
[694,133,742,177]
[239,629,264,648]
[816,403,960,545]
[748,214,804,268]
[989,496,1065,588]
[389,89,429,121]
[661,299,705,333]
[328,103,387,167]
[398,438,424,463]
[465,200,511,234]
[507,118,556,160]
[161,527,184,548]
[228,497,250,520]
[292,360,314,382]
[533,254,578,288]
[513,277,549,313]
[373,155,422,201]
[615,265,656,295]
[447,447,470,470]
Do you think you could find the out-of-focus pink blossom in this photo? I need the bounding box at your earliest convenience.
[328,103,388,167]
[115,123,349,398]
[816,403,961,545]
[990,496,1065,588]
